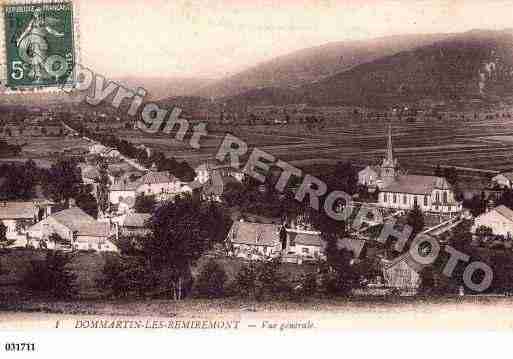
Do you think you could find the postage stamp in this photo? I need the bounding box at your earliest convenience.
[0,0,76,90]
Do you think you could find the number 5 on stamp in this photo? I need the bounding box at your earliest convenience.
[2,1,76,90]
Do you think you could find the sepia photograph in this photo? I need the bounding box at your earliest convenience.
[1,0,513,355]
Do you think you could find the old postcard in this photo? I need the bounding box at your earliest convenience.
[1,0,513,356]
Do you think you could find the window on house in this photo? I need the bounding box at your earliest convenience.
[393,194,397,203]
[384,193,388,202]
[436,192,440,203]
[424,196,428,206]
[443,191,448,204]
[403,195,407,204]
[414,197,418,207]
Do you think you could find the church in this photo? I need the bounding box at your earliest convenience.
[358,124,462,214]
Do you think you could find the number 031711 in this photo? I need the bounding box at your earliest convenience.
[4,343,36,352]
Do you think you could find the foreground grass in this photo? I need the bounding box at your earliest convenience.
[2,296,512,317]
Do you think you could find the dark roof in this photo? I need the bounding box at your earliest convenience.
[381,175,452,195]
[286,229,322,246]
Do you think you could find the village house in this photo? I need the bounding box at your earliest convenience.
[0,200,53,247]
[472,205,513,238]
[136,171,193,200]
[282,228,325,263]
[225,221,324,263]
[28,207,117,252]
[381,249,427,295]
[108,171,194,212]
[491,172,513,189]
[109,178,139,208]
[195,160,245,184]
[118,213,152,237]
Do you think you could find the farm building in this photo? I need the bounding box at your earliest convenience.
[0,200,53,247]
[472,205,513,238]
[491,172,513,189]
[382,252,423,295]
[195,160,245,184]
[119,213,152,237]
[28,207,117,252]
[225,221,324,262]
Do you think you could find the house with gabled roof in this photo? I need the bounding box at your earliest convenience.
[472,205,513,238]
[0,200,53,247]
[225,221,325,262]
[491,172,513,189]
[28,207,117,252]
[379,174,462,213]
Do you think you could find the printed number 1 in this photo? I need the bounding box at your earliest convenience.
[11,61,24,80]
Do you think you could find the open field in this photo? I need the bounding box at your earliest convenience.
[114,117,513,177]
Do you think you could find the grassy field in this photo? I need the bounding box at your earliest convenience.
[113,117,513,177]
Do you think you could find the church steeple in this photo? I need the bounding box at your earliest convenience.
[381,123,398,179]
[386,123,394,163]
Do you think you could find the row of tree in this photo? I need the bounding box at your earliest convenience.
[65,120,195,181]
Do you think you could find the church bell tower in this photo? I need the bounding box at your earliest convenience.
[381,123,398,179]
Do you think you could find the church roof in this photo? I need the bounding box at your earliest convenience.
[381,175,452,195]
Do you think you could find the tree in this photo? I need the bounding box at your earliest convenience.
[75,189,99,219]
[194,260,227,298]
[43,158,84,203]
[134,193,157,213]
[23,251,77,299]
[443,167,458,186]
[434,164,443,177]
[142,194,217,300]
[406,203,425,239]
[463,192,487,217]
[95,157,110,215]
[321,238,358,295]
[232,258,290,301]
[98,255,157,298]
[0,222,15,249]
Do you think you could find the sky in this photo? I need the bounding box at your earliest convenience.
[74,0,513,79]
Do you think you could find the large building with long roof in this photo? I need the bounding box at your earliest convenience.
[360,124,462,214]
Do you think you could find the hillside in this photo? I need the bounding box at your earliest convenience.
[195,33,453,99]
[220,29,513,109]
[297,29,513,107]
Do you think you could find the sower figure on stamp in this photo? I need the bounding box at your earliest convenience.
[16,7,64,83]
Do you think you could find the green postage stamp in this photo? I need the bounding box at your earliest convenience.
[0,0,77,90]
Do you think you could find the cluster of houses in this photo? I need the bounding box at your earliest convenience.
[6,125,513,295]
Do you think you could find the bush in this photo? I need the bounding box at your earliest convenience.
[193,260,227,298]
[23,251,77,299]
[97,255,157,298]
[232,258,291,301]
